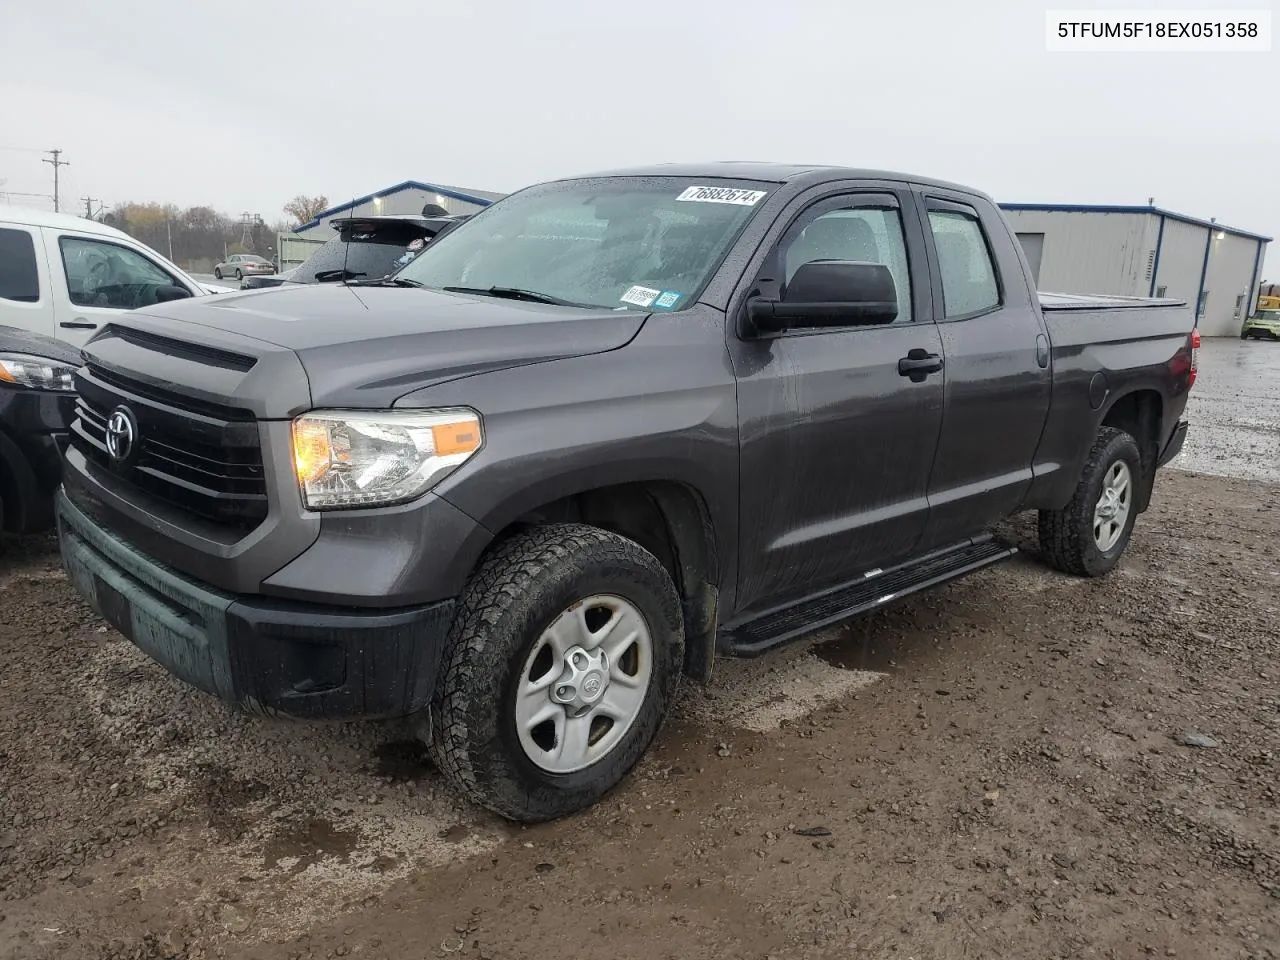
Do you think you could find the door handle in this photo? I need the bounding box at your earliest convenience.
[898,349,944,382]
[59,320,98,330]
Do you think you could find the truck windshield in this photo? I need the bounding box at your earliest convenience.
[395,178,773,311]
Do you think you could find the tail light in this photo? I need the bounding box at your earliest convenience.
[1188,328,1200,389]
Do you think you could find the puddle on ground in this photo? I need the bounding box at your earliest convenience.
[263,817,361,874]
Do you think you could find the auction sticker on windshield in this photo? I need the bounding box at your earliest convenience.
[620,285,661,307]
[676,186,768,205]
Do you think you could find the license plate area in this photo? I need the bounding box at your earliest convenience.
[94,574,133,637]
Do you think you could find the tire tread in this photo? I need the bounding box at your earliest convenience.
[1038,426,1138,578]
[427,523,682,821]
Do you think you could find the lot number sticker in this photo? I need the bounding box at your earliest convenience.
[620,285,661,307]
[676,186,768,206]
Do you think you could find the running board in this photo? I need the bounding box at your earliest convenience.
[718,536,1017,657]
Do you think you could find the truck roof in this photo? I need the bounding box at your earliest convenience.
[0,205,136,241]
[560,162,990,199]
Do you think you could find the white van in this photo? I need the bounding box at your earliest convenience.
[0,208,231,349]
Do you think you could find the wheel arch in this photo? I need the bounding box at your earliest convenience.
[482,479,721,683]
[1098,388,1164,512]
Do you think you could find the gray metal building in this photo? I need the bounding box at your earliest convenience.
[293,180,507,242]
[1000,203,1271,337]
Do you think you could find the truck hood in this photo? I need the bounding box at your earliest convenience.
[125,284,648,409]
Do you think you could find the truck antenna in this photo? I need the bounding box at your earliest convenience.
[340,198,368,310]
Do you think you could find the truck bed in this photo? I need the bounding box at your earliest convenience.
[1038,290,1195,353]
[1030,290,1196,510]
[1037,291,1188,312]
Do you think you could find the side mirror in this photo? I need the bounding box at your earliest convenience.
[747,261,898,333]
[154,285,194,303]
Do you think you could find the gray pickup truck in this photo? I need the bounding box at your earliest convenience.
[56,163,1197,821]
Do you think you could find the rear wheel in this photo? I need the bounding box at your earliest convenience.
[1038,426,1142,578]
[427,524,685,822]
[234,269,243,281]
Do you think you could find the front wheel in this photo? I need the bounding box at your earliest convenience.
[427,524,685,822]
[1038,426,1142,577]
[213,267,223,279]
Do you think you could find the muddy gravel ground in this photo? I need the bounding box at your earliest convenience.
[1,339,1278,960]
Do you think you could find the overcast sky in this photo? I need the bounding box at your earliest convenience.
[2,0,1276,277]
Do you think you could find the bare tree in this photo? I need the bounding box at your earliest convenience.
[283,195,329,224]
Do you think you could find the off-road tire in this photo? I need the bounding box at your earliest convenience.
[427,523,685,822]
[1038,426,1142,578]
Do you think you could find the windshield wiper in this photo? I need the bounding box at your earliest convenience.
[349,276,424,288]
[442,285,586,307]
[313,268,368,282]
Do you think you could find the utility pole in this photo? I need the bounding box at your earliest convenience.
[42,149,69,212]
[81,196,104,220]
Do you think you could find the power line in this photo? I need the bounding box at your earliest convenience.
[42,149,69,213]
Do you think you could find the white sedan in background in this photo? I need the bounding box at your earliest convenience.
[213,253,275,280]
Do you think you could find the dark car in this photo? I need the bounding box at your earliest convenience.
[56,163,1197,823]
[0,325,78,536]
[240,214,467,291]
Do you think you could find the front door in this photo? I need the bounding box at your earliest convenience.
[44,230,192,349]
[729,190,945,617]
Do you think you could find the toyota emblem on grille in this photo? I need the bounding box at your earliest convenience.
[105,406,138,463]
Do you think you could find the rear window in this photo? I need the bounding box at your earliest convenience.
[0,227,41,303]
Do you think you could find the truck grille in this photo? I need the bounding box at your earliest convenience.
[70,366,268,530]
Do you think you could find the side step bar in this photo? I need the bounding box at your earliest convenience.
[718,535,1017,657]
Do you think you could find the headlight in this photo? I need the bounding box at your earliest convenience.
[0,353,77,392]
[292,408,483,509]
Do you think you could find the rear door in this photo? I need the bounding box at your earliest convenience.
[912,190,1052,548]
[0,224,54,338]
[729,186,946,616]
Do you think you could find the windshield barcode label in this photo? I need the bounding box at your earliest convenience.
[620,285,661,307]
[676,186,768,206]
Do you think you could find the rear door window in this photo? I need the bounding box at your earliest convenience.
[0,227,41,303]
[927,209,1001,318]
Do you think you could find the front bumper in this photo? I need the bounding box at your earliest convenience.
[57,490,454,720]
[1158,419,1189,468]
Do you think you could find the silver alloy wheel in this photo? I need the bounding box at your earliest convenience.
[1093,460,1132,552]
[514,594,653,774]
